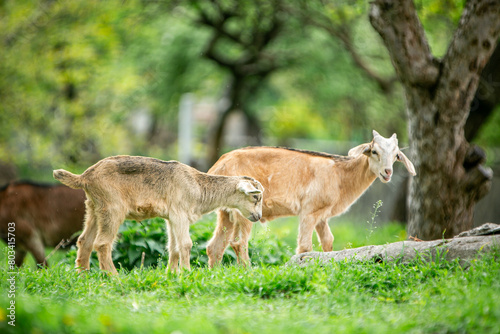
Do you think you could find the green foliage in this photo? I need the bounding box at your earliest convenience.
[1,0,498,180]
[265,25,407,143]
[264,98,330,141]
[0,0,224,175]
[477,105,500,147]
[416,0,465,25]
[112,219,166,270]
[0,1,145,167]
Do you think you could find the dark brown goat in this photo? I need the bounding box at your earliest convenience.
[0,181,86,266]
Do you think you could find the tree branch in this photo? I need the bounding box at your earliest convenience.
[198,0,289,77]
[369,0,439,88]
[435,0,500,124]
[287,1,396,94]
[194,1,247,47]
[253,10,282,51]
[202,32,238,70]
[335,29,396,94]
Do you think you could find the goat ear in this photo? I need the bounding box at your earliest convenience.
[372,130,381,138]
[237,181,262,195]
[397,151,416,176]
[348,143,371,157]
[391,133,398,146]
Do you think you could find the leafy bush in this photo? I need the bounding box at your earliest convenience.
[65,214,294,270]
[112,219,166,270]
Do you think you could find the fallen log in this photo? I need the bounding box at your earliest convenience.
[287,223,500,267]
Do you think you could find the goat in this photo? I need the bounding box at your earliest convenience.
[0,181,86,267]
[206,130,416,266]
[53,155,263,274]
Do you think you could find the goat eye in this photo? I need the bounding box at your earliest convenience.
[371,150,378,155]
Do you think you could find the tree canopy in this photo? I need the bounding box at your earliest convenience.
[1,0,498,179]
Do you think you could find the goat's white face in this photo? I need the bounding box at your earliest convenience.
[348,130,416,183]
[235,178,264,222]
[369,132,400,183]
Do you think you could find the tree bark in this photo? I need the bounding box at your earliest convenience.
[369,0,499,239]
[390,44,500,224]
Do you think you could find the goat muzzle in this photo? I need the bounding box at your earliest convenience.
[249,212,262,222]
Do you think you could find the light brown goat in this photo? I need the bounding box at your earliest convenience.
[53,155,263,274]
[207,130,416,266]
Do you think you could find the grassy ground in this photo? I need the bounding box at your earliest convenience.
[1,218,499,334]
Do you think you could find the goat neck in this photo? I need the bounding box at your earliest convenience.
[196,174,238,214]
[336,155,377,205]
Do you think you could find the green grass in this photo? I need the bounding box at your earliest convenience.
[263,216,407,252]
[1,219,499,334]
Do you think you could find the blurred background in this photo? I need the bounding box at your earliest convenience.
[1,0,499,227]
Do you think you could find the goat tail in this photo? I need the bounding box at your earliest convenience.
[53,169,84,189]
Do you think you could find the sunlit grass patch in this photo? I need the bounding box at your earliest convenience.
[1,249,499,334]
[1,218,498,334]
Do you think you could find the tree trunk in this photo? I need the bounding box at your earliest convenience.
[390,44,500,224]
[207,76,242,167]
[207,72,268,166]
[369,0,499,240]
[208,74,264,166]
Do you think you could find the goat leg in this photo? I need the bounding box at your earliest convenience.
[315,219,334,252]
[207,210,235,267]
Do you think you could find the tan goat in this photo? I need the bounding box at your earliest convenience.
[207,130,416,266]
[53,155,263,274]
